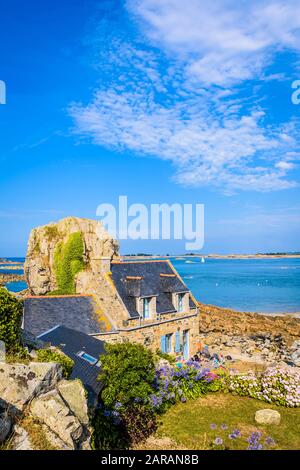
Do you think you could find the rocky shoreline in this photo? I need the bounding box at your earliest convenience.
[0,265,24,271]
[0,273,25,287]
[198,302,300,367]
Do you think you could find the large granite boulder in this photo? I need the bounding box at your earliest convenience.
[57,379,89,426]
[255,409,281,425]
[0,361,92,450]
[24,216,119,295]
[0,362,63,415]
[30,389,83,449]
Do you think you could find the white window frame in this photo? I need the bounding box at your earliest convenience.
[178,293,184,312]
[142,297,151,319]
[165,333,173,353]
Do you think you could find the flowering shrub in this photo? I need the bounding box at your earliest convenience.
[209,424,276,450]
[93,346,223,449]
[149,360,223,413]
[228,367,300,407]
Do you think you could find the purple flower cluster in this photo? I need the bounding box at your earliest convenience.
[210,423,276,450]
[247,431,263,450]
[114,401,123,410]
[214,437,223,445]
[228,428,241,439]
[149,363,220,411]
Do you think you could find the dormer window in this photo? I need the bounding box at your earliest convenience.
[178,293,184,312]
[142,297,150,319]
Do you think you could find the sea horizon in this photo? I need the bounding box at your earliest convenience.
[2,255,300,315]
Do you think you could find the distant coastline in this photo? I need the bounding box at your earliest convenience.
[123,253,300,260]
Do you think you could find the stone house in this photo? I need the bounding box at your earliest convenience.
[24,259,199,360]
[95,260,199,359]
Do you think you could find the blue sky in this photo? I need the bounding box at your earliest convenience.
[0,0,300,256]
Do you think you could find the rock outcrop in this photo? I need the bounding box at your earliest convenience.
[0,362,91,450]
[0,362,62,415]
[24,217,119,295]
[198,302,300,366]
[30,390,84,449]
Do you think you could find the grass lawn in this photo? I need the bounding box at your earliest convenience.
[154,393,300,450]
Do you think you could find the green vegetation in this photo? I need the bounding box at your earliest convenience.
[92,343,300,450]
[36,348,74,378]
[0,288,23,353]
[92,343,157,449]
[155,349,176,364]
[99,343,156,408]
[154,393,300,450]
[49,231,85,295]
[44,225,60,242]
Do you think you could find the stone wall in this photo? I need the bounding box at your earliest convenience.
[75,271,129,330]
[94,312,199,357]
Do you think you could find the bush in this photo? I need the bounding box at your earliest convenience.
[0,288,23,352]
[92,343,157,449]
[51,232,85,295]
[99,343,156,408]
[150,361,223,413]
[92,407,128,450]
[228,367,300,407]
[93,345,223,449]
[36,348,74,378]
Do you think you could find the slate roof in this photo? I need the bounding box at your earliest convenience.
[111,261,197,318]
[23,296,104,337]
[38,325,106,406]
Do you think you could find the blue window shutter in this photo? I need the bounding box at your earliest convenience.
[161,335,166,353]
[175,331,181,353]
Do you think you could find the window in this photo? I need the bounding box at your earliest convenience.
[175,331,181,353]
[161,334,173,354]
[178,293,184,312]
[142,297,150,319]
[77,351,98,365]
[165,334,173,353]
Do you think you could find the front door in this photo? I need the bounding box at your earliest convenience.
[183,329,189,360]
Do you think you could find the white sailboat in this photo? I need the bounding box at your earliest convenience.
[201,257,205,263]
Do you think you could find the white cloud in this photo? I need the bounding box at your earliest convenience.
[128,0,300,85]
[275,161,296,170]
[69,0,300,193]
[70,87,299,192]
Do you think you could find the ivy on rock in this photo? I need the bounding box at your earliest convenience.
[49,232,85,295]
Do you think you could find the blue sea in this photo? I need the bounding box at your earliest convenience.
[1,256,300,314]
[0,257,27,292]
[170,257,300,314]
